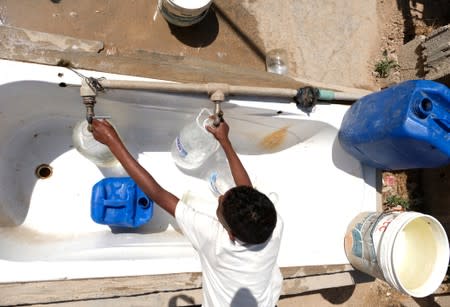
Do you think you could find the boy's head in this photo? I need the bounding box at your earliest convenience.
[217,186,277,244]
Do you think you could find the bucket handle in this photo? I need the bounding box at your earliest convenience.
[195,108,220,152]
[196,108,214,134]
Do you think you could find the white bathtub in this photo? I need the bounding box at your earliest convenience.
[0,60,377,282]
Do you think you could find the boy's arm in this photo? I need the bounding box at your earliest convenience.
[92,119,179,216]
[206,119,252,187]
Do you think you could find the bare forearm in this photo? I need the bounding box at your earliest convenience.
[204,118,251,186]
[220,139,252,187]
[109,141,179,216]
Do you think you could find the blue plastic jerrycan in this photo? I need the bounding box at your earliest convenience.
[91,177,153,228]
[339,80,450,170]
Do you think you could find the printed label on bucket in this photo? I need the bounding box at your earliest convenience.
[350,213,378,261]
[175,136,188,158]
[347,212,396,279]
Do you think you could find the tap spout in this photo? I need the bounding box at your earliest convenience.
[209,89,225,127]
[213,102,223,126]
[83,96,96,131]
[80,78,97,132]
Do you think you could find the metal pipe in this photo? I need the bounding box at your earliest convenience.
[318,89,366,101]
[333,91,366,101]
[213,102,224,126]
[83,96,96,131]
[79,77,372,115]
[98,80,297,99]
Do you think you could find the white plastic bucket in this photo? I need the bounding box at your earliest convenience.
[345,211,449,297]
[158,0,212,27]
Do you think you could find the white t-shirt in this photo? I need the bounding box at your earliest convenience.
[175,199,283,307]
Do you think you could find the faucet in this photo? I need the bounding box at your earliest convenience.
[79,77,108,131]
[209,86,227,127]
[80,78,97,131]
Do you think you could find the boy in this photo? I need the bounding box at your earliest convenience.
[92,117,283,306]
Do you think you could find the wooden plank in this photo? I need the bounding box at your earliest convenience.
[0,44,306,90]
[0,26,371,93]
[0,272,202,306]
[0,265,359,306]
[0,25,373,95]
[423,25,450,81]
[0,25,103,53]
[2,275,448,306]
[3,273,357,307]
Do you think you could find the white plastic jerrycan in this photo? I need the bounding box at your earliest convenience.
[171,108,219,170]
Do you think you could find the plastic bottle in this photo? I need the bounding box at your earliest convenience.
[171,108,219,170]
[72,119,119,168]
[206,149,234,196]
[339,80,450,170]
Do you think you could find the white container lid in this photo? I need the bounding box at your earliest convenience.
[169,0,212,10]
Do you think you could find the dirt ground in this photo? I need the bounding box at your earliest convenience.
[282,1,450,305]
[0,0,449,306]
[343,1,450,306]
[375,0,450,233]
[279,280,449,307]
[380,0,450,302]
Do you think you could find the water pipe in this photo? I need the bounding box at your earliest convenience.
[97,79,298,100]
[97,79,300,117]
[78,76,371,115]
[318,89,367,101]
[294,87,369,111]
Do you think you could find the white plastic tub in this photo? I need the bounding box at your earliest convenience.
[0,60,377,282]
[158,0,212,27]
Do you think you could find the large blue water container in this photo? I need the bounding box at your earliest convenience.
[339,80,450,170]
[91,177,153,228]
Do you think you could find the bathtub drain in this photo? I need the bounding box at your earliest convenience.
[35,164,53,179]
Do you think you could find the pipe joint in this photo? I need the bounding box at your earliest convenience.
[210,89,225,102]
[80,79,96,97]
[207,83,230,97]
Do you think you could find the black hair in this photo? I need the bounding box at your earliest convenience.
[222,186,277,244]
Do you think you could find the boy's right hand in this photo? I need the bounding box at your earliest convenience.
[92,119,121,147]
[206,117,230,145]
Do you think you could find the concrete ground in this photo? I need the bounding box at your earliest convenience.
[0,0,448,306]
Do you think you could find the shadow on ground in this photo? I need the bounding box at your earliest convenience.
[396,0,450,42]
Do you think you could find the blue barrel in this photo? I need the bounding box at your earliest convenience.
[339,80,450,170]
[91,177,153,228]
